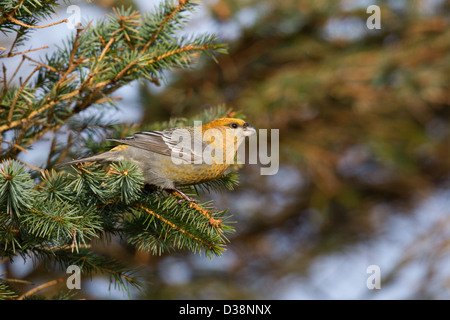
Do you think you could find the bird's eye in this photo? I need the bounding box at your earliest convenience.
[231,123,238,128]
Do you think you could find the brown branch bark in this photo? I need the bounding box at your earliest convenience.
[17,278,64,300]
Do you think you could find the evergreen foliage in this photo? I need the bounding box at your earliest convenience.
[0,0,237,299]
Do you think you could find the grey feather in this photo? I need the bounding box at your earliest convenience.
[106,128,204,162]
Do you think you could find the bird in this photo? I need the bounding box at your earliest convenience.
[57,117,256,202]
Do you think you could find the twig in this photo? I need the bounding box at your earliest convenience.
[7,16,67,29]
[0,139,28,153]
[0,0,26,25]
[112,44,209,83]
[23,54,62,74]
[98,37,115,64]
[151,44,210,63]
[136,202,214,249]
[45,135,58,169]
[0,29,87,135]
[85,37,115,86]
[8,65,41,124]
[5,25,25,57]
[52,27,83,96]
[53,133,72,166]
[1,63,6,95]
[0,278,34,285]
[95,265,138,288]
[6,55,26,88]
[6,121,30,159]
[25,121,65,150]
[15,159,43,172]
[0,46,49,59]
[68,28,83,66]
[112,7,138,50]
[169,190,222,228]
[17,277,64,300]
[140,0,189,53]
[93,96,122,105]
[0,85,85,134]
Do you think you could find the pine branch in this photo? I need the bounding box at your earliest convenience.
[17,277,65,300]
[0,159,36,218]
[0,1,227,160]
[32,247,145,293]
[104,160,145,204]
[0,281,18,300]
[6,15,67,29]
[21,199,102,252]
[0,1,239,299]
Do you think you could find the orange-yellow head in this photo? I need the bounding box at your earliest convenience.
[202,118,256,137]
[200,118,256,162]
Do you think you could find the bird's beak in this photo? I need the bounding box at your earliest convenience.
[243,123,256,136]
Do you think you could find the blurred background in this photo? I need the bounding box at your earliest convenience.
[3,0,450,299]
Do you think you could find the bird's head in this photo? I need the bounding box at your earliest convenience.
[202,118,256,138]
[201,118,257,162]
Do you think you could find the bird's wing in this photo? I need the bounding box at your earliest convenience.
[107,127,204,162]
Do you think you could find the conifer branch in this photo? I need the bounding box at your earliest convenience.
[136,202,215,250]
[17,278,64,300]
[6,16,67,29]
[8,65,41,123]
[6,55,26,88]
[0,281,18,300]
[0,0,235,299]
[169,190,223,228]
[141,0,189,53]
[0,0,26,25]
[0,139,28,154]
[0,45,49,59]
[23,54,61,74]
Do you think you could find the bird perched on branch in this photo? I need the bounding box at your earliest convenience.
[57,118,256,202]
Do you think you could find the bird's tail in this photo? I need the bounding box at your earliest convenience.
[54,153,109,168]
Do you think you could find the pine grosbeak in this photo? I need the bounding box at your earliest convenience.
[58,118,256,201]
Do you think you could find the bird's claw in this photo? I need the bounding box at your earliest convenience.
[170,189,198,204]
[177,197,198,205]
[169,189,222,227]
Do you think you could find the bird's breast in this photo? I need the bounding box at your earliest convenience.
[160,159,230,186]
